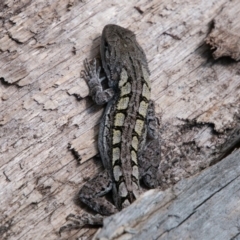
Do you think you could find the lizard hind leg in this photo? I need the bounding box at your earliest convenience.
[139,139,161,188]
[59,213,104,235]
[59,170,118,234]
[79,169,118,216]
[139,100,161,189]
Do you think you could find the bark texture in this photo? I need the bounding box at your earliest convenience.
[0,0,240,239]
[206,0,240,60]
[95,149,240,240]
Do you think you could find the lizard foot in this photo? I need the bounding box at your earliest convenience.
[59,213,104,235]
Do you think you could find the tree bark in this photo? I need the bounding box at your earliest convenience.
[0,0,240,239]
[95,149,240,240]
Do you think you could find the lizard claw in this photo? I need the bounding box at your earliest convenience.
[81,58,101,83]
[59,213,104,235]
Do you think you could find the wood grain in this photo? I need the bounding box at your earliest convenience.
[0,0,240,239]
[95,149,240,240]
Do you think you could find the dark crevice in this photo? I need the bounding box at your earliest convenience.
[230,232,240,240]
[157,210,196,238]
[177,118,219,135]
[210,125,240,166]
[0,77,12,87]
[7,32,24,44]
[68,143,82,163]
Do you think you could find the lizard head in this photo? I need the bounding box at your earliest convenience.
[101,24,149,89]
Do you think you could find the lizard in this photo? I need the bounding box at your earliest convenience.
[60,24,161,232]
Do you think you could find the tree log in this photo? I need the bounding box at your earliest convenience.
[95,149,240,240]
[0,0,240,239]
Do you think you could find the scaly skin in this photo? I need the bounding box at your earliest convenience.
[59,24,160,234]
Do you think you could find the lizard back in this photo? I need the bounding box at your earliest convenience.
[98,24,151,209]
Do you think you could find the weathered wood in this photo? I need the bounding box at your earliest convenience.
[206,0,240,60]
[0,0,240,239]
[95,149,240,240]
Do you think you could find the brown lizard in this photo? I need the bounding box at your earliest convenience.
[60,24,160,233]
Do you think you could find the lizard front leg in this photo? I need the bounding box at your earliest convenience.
[81,59,114,105]
[139,100,161,188]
